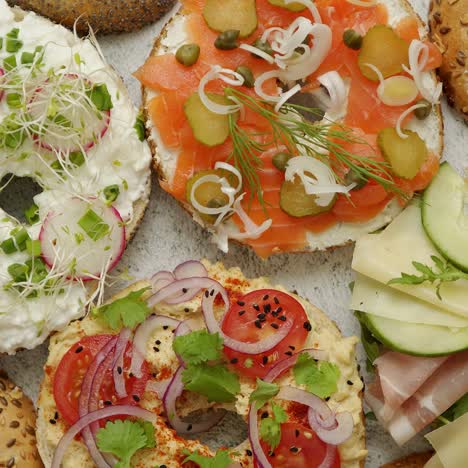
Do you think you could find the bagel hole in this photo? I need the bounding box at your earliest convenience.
[0,175,42,223]
[184,409,248,450]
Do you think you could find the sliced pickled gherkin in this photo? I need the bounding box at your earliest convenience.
[203,0,257,39]
[377,127,427,180]
[358,25,409,81]
[280,177,336,217]
[186,169,238,223]
[268,0,306,12]
[184,92,237,147]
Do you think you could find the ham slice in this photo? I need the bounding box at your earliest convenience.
[371,352,448,421]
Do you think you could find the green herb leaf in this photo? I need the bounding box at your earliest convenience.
[259,402,287,450]
[103,184,120,203]
[388,255,468,300]
[182,449,233,468]
[293,353,340,398]
[24,204,39,225]
[365,411,377,421]
[182,363,240,403]
[249,379,279,410]
[96,419,155,468]
[437,393,468,426]
[78,208,110,241]
[87,83,113,111]
[96,288,151,330]
[173,330,223,365]
[134,113,145,141]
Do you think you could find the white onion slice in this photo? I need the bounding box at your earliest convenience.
[52,406,157,468]
[214,161,243,193]
[239,43,275,63]
[395,102,428,139]
[275,84,302,112]
[317,71,347,115]
[198,66,244,114]
[346,0,377,6]
[285,156,355,206]
[255,71,282,102]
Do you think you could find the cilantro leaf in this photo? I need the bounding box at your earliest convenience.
[249,379,279,410]
[182,449,233,468]
[259,402,287,450]
[437,393,468,426]
[96,419,155,468]
[293,353,340,399]
[182,363,240,403]
[354,311,381,371]
[96,288,151,330]
[173,330,223,365]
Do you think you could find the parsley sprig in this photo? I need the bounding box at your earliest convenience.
[388,255,468,300]
[259,402,288,450]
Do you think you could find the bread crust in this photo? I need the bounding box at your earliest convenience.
[381,451,434,468]
[429,0,468,120]
[6,0,176,34]
[141,0,444,257]
[36,262,366,467]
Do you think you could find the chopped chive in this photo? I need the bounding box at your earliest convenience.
[6,28,19,39]
[69,151,85,167]
[13,227,30,250]
[6,38,23,53]
[103,184,120,203]
[21,51,35,64]
[6,93,22,109]
[25,204,40,225]
[7,263,28,282]
[0,238,17,254]
[78,209,110,241]
[26,239,41,257]
[134,113,145,141]
[0,38,3,50]
[3,55,17,71]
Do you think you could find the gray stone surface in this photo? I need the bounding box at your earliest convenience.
[0,0,467,466]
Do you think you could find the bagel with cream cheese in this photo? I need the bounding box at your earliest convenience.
[136,0,443,258]
[0,0,151,354]
[37,260,365,467]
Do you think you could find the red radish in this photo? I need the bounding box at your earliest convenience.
[0,68,4,102]
[40,197,125,281]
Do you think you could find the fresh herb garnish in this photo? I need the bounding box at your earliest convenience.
[95,288,151,330]
[224,87,405,208]
[78,208,110,241]
[436,393,468,426]
[96,419,155,468]
[173,330,224,365]
[182,449,234,468]
[388,255,468,300]
[259,402,287,450]
[134,113,146,141]
[24,203,39,225]
[249,378,280,410]
[103,184,120,203]
[293,353,340,398]
[87,83,113,111]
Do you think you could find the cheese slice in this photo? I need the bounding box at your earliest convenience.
[352,204,468,318]
[425,412,468,468]
[351,274,468,328]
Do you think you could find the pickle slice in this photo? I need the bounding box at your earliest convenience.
[203,0,258,39]
[186,169,238,223]
[377,127,428,180]
[268,0,306,12]
[280,177,336,217]
[358,25,409,81]
[184,92,237,147]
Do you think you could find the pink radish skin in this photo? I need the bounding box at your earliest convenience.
[40,198,126,282]
[0,68,4,101]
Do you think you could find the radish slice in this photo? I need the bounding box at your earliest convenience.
[0,68,5,102]
[28,73,111,153]
[40,197,126,281]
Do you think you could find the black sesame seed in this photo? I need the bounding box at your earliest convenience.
[253,304,260,311]
[257,313,266,320]
[210,289,215,296]
[152,373,157,378]
[163,325,169,330]
[263,304,271,313]
[246,450,253,457]
[129,373,134,378]
[132,395,140,402]
[153,347,160,352]
[75,346,83,353]
[289,345,296,351]
[182,288,188,293]
[255,320,262,329]
[104,400,112,406]
[325,397,330,401]
[117,366,123,375]
[54,412,59,420]
[187,424,193,431]
[184,308,190,313]
[278,316,287,322]
[263,294,269,301]
[160,465,167,468]
[49,419,56,425]
[155,340,161,345]
[239,310,246,316]
[271,323,279,329]
[205,290,209,298]
[347,380,354,386]
[237,300,245,306]
[230,358,239,364]
[276,307,283,314]
[261,411,269,419]
[303,321,312,331]
[274,297,280,304]
[295,429,300,437]
[285,351,293,356]
[290,446,299,453]
[262,356,268,365]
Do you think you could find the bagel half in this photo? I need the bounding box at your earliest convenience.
[37,260,366,467]
[140,0,443,257]
[6,0,177,34]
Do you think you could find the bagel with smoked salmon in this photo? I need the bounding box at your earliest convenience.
[136,0,444,258]
[37,260,366,467]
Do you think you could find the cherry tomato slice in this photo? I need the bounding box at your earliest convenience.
[222,289,310,379]
[53,334,149,426]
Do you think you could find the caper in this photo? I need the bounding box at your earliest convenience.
[344,169,368,190]
[214,30,240,50]
[236,66,255,88]
[343,29,363,50]
[251,39,273,58]
[272,152,292,171]
[175,44,201,66]
[206,197,226,209]
[414,99,431,120]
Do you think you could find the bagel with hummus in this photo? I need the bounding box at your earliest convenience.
[135,0,444,258]
[0,0,151,354]
[37,260,365,467]
[7,0,177,35]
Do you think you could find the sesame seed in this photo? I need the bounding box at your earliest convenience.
[75,346,83,353]
[7,458,14,468]
[205,290,209,298]
[246,450,253,456]
[163,325,169,330]
[262,356,268,365]
[153,347,160,352]
[255,320,262,329]
[117,367,122,375]
[132,395,140,402]
[278,316,287,322]
[290,446,299,453]
[274,297,280,304]
[239,310,246,316]
[104,400,112,406]
[187,424,193,431]
[184,308,190,313]
[49,419,56,425]
[9,421,19,428]
[155,340,161,345]
[325,397,330,401]
[182,288,188,293]
[271,323,279,329]
[210,289,215,296]
[347,380,354,386]
[230,358,239,364]
[295,429,300,437]
[253,303,260,311]
[160,465,167,468]
[263,294,269,301]
[237,300,245,306]
[54,412,59,420]
[285,351,293,356]
[261,411,269,419]
[289,345,296,351]
[303,321,312,331]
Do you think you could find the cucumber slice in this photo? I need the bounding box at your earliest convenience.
[422,162,468,272]
[359,311,468,357]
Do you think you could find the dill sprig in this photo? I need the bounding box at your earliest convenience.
[224,87,407,205]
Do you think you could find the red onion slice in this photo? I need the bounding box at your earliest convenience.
[151,270,175,292]
[248,402,271,468]
[162,365,225,434]
[308,408,354,445]
[113,328,131,399]
[264,348,328,383]
[130,315,181,378]
[52,405,156,468]
[146,378,171,397]
[174,260,208,280]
